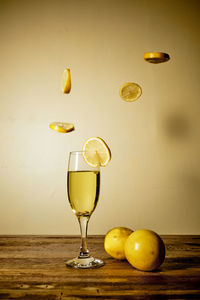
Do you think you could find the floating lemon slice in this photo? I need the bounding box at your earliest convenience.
[119,82,142,102]
[61,68,71,93]
[144,52,170,64]
[83,137,111,167]
[49,122,74,133]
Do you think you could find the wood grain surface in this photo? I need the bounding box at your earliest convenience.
[0,235,200,299]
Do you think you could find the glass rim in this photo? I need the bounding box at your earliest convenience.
[69,150,104,154]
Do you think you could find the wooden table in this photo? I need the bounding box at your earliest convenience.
[0,235,199,299]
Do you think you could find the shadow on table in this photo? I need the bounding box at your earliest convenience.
[162,256,200,271]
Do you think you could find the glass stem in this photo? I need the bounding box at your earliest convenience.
[78,216,90,258]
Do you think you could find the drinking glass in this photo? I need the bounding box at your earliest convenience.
[66,151,104,269]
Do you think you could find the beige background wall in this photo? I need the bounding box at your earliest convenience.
[0,0,200,235]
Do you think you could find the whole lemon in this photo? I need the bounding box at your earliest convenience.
[124,229,165,271]
[104,227,133,260]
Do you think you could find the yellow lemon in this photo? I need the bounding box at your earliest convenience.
[144,52,170,64]
[49,122,74,133]
[104,227,133,260]
[82,137,111,167]
[61,68,71,93]
[119,82,142,102]
[124,229,165,271]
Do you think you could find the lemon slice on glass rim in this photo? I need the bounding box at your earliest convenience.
[61,68,71,93]
[119,82,142,102]
[82,137,111,167]
[49,122,74,133]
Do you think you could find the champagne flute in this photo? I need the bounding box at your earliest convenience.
[66,151,104,268]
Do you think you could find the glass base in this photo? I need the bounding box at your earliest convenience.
[66,256,104,269]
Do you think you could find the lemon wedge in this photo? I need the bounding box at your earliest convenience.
[119,82,142,102]
[49,122,74,133]
[82,137,111,167]
[61,68,71,93]
[144,52,170,63]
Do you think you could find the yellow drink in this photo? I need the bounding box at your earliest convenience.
[67,170,100,217]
